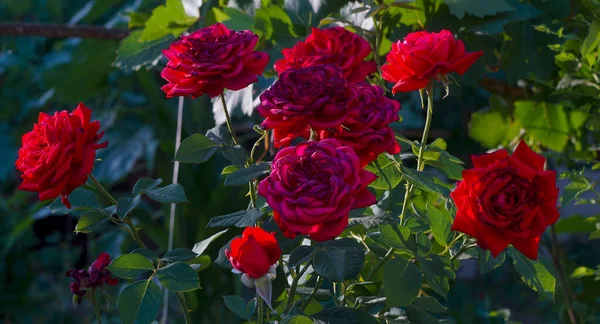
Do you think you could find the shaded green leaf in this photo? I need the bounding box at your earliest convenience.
[478,249,506,274]
[365,154,402,190]
[507,248,556,298]
[75,210,109,233]
[174,134,219,163]
[113,30,175,72]
[192,229,229,255]
[132,178,163,196]
[313,239,365,282]
[162,248,198,262]
[426,204,452,247]
[146,184,188,203]
[156,261,201,292]
[311,306,378,324]
[222,145,248,167]
[117,196,141,219]
[224,163,271,186]
[384,256,422,306]
[108,253,155,279]
[223,295,252,320]
[288,246,316,269]
[412,296,447,313]
[444,0,513,19]
[207,209,263,228]
[118,280,163,324]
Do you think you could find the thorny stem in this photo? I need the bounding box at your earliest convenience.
[220,94,240,146]
[450,243,477,261]
[88,174,117,205]
[301,276,323,311]
[176,292,193,324]
[91,289,102,324]
[399,83,434,224]
[286,263,311,311]
[439,233,465,256]
[367,247,394,281]
[550,225,580,324]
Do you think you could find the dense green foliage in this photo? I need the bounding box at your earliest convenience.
[1,0,600,323]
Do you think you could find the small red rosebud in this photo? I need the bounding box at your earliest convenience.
[225,227,281,279]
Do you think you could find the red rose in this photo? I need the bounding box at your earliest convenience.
[66,252,118,304]
[258,139,377,241]
[274,27,377,84]
[225,227,282,279]
[320,83,400,166]
[161,23,269,98]
[16,103,108,208]
[381,30,483,93]
[450,141,560,260]
[257,65,356,148]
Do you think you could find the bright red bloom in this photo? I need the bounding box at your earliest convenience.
[66,253,118,304]
[257,65,356,147]
[16,103,107,208]
[258,139,377,241]
[225,227,282,279]
[274,27,377,84]
[450,141,560,260]
[320,83,400,166]
[381,30,483,93]
[161,23,269,98]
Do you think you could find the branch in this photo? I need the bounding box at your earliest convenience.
[0,22,129,40]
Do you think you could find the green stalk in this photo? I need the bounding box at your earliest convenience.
[257,296,264,324]
[176,292,192,324]
[220,94,241,146]
[91,289,102,324]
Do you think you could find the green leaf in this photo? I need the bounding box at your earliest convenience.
[221,165,239,175]
[514,101,569,152]
[113,30,175,72]
[187,255,212,272]
[406,305,440,324]
[313,239,365,282]
[400,167,450,199]
[206,209,263,228]
[379,224,416,257]
[125,12,151,29]
[288,246,316,269]
[118,280,163,324]
[365,154,402,190]
[222,145,248,167]
[478,249,506,274]
[174,134,219,163]
[139,0,197,41]
[132,178,163,196]
[156,261,201,292]
[48,188,99,215]
[75,210,109,233]
[224,163,271,186]
[348,213,396,229]
[554,215,597,233]
[131,249,159,261]
[469,110,510,148]
[474,0,541,34]
[581,21,600,66]
[108,253,155,279]
[223,295,252,320]
[589,230,600,240]
[384,256,423,306]
[570,266,596,279]
[426,204,452,247]
[192,229,229,255]
[507,248,556,298]
[117,196,141,219]
[418,255,455,298]
[254,5,297,42]
[561,180,592,206]
[412,296,447,313]
[282,315,315,324]
[444,0,514,19]
[145,184,188,203]
[311,306,378,324]
[162,248,198,262]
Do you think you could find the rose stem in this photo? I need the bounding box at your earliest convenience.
[176,292,192,324]
[301,275,323,311]
[550,225,580,324]
[88,174,147,249]
[91,289,102,324]
[399,82,434,224]
[257,296,264,324]
[220,93,241,146]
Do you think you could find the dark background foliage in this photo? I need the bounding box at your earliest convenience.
[1,0,599,323]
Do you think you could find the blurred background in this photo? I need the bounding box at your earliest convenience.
[1,0,599,323]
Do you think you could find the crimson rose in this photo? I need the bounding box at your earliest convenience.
[161,23,269,98]
[16,103,108,208]
[258,139,377,241]
[274,27,377,84]
[320,83,400,166]
[257,65,356,147]
[450,141,560,260]
[226,227,281,279]
[66,253,118,304]
[381,30,483,93]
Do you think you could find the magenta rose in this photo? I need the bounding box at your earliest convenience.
[320,83,401,166]
[258,139,377,241]
[257,65,357,148]
[161,23,269,98]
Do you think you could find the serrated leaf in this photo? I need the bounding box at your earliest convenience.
[478,249,506,274]
[406,305,439,324]
[288,246,316,269]
[554,215,597,233]
[426,204,452,247]
[207,209,263,228]
[192,229,229,255]
[444,0,514,19]
[132,249,159,261]
[117,196,141,219]
[365,154,402,190]
[401,167,450,199]
[384,256,422,306]
[418,255,455,299]
[348,213,396,229]
[224,163,271,186]
[75,210,109,233]
[581,21,600,66]
[313,239,365,282]
[507,248,556,298]
[162,248,198,262]
[113,30,175,72]
[145,184,188,203]
[222,145,248,167]
[132,178,163,196]
[118,280,163,324]
[379,224,416,257]
[515,101,569,152]
[412,296,446,313]
[139,0,197,42]
[174,134,219,163]
[108,253,155,279]
[157,261,201,292]
[223,295,252,320]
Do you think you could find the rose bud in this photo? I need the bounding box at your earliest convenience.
[450,141,560,260]
[66,252,118,304]
[16,103,108,208]
[381,30,483,93]
[161,23,269,98]
[258,139,377,241]
[275,27,377,84]
[226,227,282,279]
